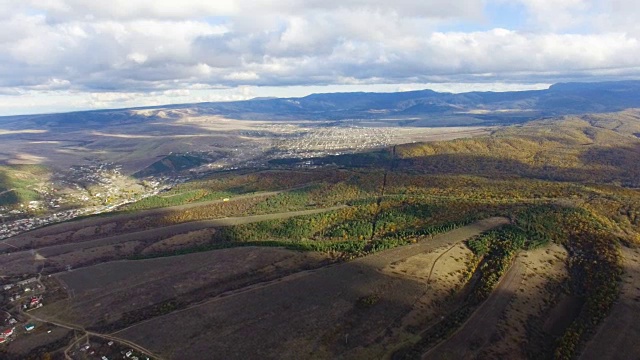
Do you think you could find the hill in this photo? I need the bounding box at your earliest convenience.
[2,80,640,127]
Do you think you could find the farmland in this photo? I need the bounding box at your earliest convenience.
[112,218,508,359]
[0,109,638,359]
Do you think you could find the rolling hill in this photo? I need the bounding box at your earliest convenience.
[2,80,640,128]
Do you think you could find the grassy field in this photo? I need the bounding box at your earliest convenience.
[5,110,640,359]
[0,165,48,206]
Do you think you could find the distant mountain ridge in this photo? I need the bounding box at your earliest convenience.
[3,80,640,128]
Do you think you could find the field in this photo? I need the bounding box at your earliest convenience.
[423,254,526,360]
[579,245,640,360]
[37,247,329,331]
[0,109,638,359]
[0,203,345,276]
[111,218,507,359]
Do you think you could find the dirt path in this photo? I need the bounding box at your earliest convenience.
[0,188,15,196]
[3,187,298,245]
[23,304,163,360]
[579,246,640,360]
[27,217,507,360]
[23,205,347,258]
[364,217,509,270]
[423,255,526,360]
[111,217,508,360]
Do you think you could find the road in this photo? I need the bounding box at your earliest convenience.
[579,246,640,360]
[1,184,311,248]
[23,217,508,360]
[111,217,509,359]
[9,205,347,258]
[22,310,163,360]
[422,256,526,360]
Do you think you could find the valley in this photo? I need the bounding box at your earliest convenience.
[0,84,639,359]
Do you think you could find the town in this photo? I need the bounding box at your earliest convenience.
[0,274,154,359]
[0,124,404,241]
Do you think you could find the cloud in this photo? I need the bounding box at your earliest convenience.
[1,0,640,114]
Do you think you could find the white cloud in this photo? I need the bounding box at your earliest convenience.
[513,0,592,31]
[1,0,640,114]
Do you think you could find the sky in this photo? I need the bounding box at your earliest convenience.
[1,0,640,115]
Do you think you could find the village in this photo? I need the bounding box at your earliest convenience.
[269,124,395,158]
[0,274,154,360]
[0,125,399,242]
[0,162,176,241]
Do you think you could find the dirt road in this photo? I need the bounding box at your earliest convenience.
[0,205,345,276]
[579,246,640,360]
[2,187,293,248]
[423,255,526,360]
[113,217,509,360]
[34,205,346,257]
[22,302,163,360]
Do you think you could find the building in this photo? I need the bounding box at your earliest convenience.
[17,278,37,286]
[29,296,41,308]
[24,324,35,331]
[2,328,13,337]
[0,337,6,344]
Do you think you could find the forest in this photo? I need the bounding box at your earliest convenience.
[120,111,640,358]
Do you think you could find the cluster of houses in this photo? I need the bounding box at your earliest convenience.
[0,323,37,345]
[3,277,39,303]
[0,277,42,346]
[0,326,14,344]
[4,279,45,308]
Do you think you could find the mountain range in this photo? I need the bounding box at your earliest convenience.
[2,80,640,128]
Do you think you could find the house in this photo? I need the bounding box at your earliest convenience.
[0,337,6,344]
[24,324,35,331]
[2,328,13,337]
[17,278,37,286]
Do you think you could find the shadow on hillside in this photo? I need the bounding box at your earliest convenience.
[298,142,640,188]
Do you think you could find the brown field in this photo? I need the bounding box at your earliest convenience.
[0,113,492,173]
[344,243,477,359]
[3,325,70,356]
[423,253,526,360]
[0,205,345,276]
[3,189,284,250]
[479,243,569,359]
[140,228,216,254]
[36,247,329,330]
[386,242,474,325]
[105,217,508,359]
[579,245,640,360]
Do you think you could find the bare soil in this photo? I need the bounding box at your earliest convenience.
[111,217,508,360]
[423,253,526,360]
[37,247,329,330]
[579,245,640,360]
[481,243,569,359]
[0,205,345,276]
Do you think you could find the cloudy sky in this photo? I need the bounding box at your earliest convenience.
[1,0,640,115]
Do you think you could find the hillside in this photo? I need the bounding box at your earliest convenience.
[0,99,639,359]
[2,81,640,128]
